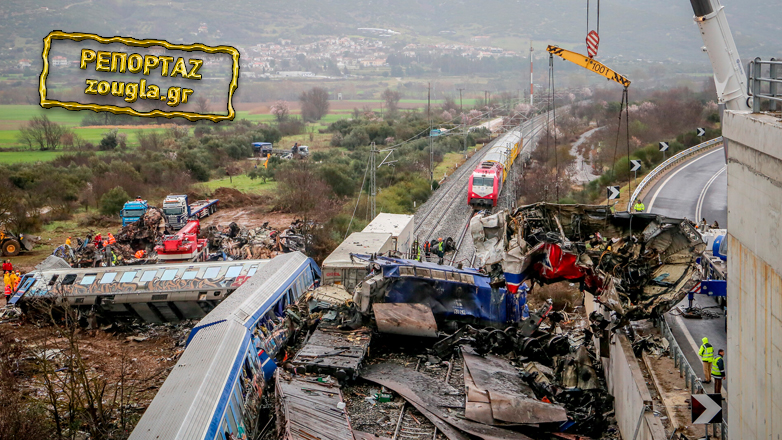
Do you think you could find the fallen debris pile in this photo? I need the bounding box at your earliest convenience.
[471,203,706,325]
[267,283,617,440]
[206,220,308,260]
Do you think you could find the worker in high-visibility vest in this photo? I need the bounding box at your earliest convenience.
[698,337,714,383]
[711,349,725,393]
[633,199,645,212]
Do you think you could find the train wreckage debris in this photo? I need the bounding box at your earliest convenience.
[471,203,705,325]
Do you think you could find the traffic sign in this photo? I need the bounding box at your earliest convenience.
[630,160,642,172]
[607,186,620,200]
[659,142,669,152]
[692,393,722,424]
[586,31,600,58]
[697,127,706,137]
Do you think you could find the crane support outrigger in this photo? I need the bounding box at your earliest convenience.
[546,45,631,88]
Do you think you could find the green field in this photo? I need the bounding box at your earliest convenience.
[0,150,67,163]
[198,174,279,195]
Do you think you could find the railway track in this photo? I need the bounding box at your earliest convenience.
[446,117,549,267]
[391,357,463,440]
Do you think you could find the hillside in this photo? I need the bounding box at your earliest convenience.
[0,0,779,66]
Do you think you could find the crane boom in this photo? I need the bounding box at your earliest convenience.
[689,0,751,111]
[546,46,631,88]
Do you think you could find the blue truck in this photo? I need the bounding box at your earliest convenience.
[162,195,220,230]
[120,199,150,226]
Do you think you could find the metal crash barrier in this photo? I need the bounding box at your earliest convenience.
[627,137,724,212]
[656,317,728,439]
[747,58,782,113]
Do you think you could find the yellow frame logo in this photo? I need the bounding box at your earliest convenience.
[39,31,240,122]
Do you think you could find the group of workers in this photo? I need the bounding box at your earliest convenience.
[3,259,21,301]
[416,237,445,265]
[699,337,727,393]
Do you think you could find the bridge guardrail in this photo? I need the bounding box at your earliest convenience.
[656,316,727,439]
[626,137,723,212]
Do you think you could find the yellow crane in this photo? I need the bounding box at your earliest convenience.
[546,45,631,88]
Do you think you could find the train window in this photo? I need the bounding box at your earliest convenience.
[182,270,198,280]
[80,274,97,285]
[431,270,446,280]
[203,266,220,279]
[100,272,117,284]
[247,265,258,277]
[119,271,138,283]
[61,274,77,285]
[140,270,157,282]
[48,274,59,285]
[161,269,178,281]
[400,266,415,277]
[225,265,242,279]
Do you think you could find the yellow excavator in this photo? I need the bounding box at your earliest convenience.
[0,229,36,256]
[546,45,631,88]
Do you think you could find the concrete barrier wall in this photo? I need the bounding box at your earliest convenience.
[602,333,667,440]
[723,110,782,440]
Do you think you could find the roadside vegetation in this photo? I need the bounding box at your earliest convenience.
[515,84,721,206]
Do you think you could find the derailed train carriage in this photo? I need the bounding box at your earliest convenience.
[10,259,268,323]
[129,252,320,440]
[352,255,528,326]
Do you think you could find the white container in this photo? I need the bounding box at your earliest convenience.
[362,213,415,255]
[322,232,394,290]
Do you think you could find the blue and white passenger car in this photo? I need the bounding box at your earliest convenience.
[129,252,320,440]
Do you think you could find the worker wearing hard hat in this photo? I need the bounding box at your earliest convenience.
[699,337,714,383]
[436,237,445,265]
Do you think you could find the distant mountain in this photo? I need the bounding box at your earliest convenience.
[1,0,778,68]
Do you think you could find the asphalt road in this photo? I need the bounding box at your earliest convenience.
[643,146,727,227]
[643,146,729,394]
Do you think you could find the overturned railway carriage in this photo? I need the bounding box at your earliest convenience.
[11,260,268,323]
[467,129,522,209]
[353,255,527,325]
[129,252,320,440]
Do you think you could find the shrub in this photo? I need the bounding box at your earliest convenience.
[99,186,129,216]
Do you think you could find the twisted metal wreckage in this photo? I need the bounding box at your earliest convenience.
[470,203,705,326]
[52,207,308,267]
[316,204,706,438]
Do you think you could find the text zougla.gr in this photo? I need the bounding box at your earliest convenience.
[79,49,204,107]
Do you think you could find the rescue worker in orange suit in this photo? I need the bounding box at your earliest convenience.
[698,337,714,383]
[712,349,726,393]
[107,232,116,245]
[135,249,145,259]
[12,271,20,290]
[4,283,11,301]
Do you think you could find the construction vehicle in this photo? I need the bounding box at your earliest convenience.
[0,229,36,256]
[162,195,219,230]
[154,220,208,261]
[120,199,149,226]
[252,142,309,158]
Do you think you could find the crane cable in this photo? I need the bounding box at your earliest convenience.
[549,54,559,202]
[610,86,632,196]
[586,0,601,54]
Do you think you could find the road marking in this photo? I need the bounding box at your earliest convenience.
[646,148,723,213]
[674,313,703,360]
[694,165,726,222]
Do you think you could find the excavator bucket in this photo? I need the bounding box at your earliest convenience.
[20,235,38,251]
